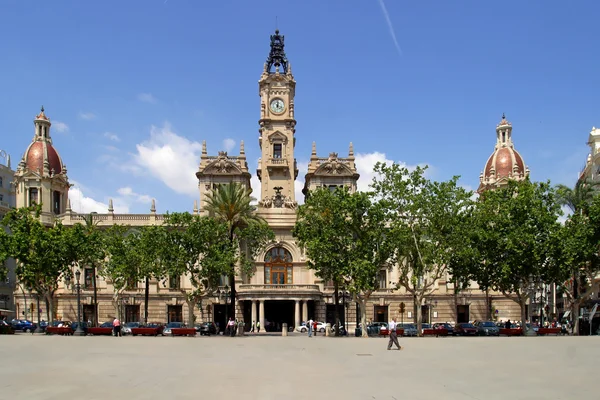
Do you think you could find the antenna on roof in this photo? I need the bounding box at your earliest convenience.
[275,16,278,30]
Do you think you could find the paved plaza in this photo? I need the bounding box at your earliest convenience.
[1,333,596,400]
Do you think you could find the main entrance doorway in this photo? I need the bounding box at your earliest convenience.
[167,305,183,323]
[457,305,469,323]
[83,305,96,326]
[374,305,388,323]
[264,300,294,331]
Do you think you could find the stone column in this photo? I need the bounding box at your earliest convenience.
[259,300,265,332]
[251,300,257,327]
[294,300,300,329]
[302,300,308,322]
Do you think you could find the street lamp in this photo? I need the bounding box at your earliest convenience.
[338,289,350,335]
[217,285,231,320]
[73,268,85,336]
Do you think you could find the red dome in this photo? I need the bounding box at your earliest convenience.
[483,146,526,180]
[24,141,63,174]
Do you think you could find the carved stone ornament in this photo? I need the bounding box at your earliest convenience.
[322,152,346,175]
[207,151,234,173]
[258,189,297,210]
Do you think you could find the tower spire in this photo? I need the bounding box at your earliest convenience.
[266,29,288,73]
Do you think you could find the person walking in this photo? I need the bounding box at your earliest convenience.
[256,320,261,333]
[112,317,121,337]
[387,318,402,351]
[250,320,255,333]
[307,318,313,337]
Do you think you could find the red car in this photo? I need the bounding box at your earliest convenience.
[379,325,404,337]
[454,323,477,336]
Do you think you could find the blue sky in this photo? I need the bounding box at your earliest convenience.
[1,0,598,213]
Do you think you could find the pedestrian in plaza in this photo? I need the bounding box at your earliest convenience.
[112,317,121,337]
[387,318,402,351]
[227,318,236,337]
[505,319,511,329]
[251,320,255,333]
[312,320,318,336]
[256,320,261,333]
[307,318,314,337]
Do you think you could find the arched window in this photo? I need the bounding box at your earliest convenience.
[264,247,293,284]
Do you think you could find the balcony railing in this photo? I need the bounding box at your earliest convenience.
[238,284,320,291]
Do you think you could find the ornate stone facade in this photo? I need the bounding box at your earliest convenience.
[10,31,524,330]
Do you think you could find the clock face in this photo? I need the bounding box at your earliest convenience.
[270,99,285,113]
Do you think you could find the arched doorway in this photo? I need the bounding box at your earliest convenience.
[264,247,293,285]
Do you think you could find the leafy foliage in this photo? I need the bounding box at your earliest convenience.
[371,163,474,332]
[1,206,76,321]
[204,183,273,307]
[472,180,563,328]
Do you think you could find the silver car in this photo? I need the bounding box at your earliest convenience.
[399,323,418,337]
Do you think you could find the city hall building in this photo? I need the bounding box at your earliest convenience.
[10,31,528,330]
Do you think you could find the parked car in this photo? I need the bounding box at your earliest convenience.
[198,322,217,336]
[163,322,183,336]
[399,323,418,337]
[474,321,500,336]
[433,323,454,336]
[454,322,477,336]
[11,319,36,332]
[88,321,114,336]
[122,322,139,335]
[0,320,15,334]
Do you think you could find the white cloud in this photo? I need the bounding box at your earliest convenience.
[131,123,201,196]
[355,151,430,192]
[138,93,157,104]
[377,0,402,56]
[79,112,96,120]
[223,138,236,153]
[295,161,309,204]
[117,186,153,204]
[104,132,121,142]
[52,121,69,133]
[69,181,153,214]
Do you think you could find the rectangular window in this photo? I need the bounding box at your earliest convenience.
[169,275,180,290]
[0,177,3,188]
[84,268,94,290]
[287,267,293,284]
[29,188,38,206]
[273,143,282,158]
[53,191,61,214]
[378,270,387,289]
[264,267,271,284]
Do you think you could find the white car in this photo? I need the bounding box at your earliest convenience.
[296,321,326,333]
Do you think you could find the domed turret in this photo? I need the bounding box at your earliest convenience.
[478,114,529,193]
[14,107,70,222]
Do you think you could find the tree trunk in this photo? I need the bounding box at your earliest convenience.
[453,286,459,324]
[519,300,527,334]
[229,229,236,320]
[485,288,491,320]
[186,298,195,327]
[92,266,98,327]
[415,294,423,335]
[144,277,149,324]
[333,281,340,336]
[359,297,368,338]
[45,293,55,322]
[20,284,29,320]
[572,301,580,336]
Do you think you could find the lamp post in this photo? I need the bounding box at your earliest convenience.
[218,285,231,320]
[337,289,350,335]
[73,268,85,336]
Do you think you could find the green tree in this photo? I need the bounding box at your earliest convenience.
[65,215,105,326]
[137,225,169,324]
[204,183,273,315]
[2,206,75,321]
[294,187,352,335]
[371,163,474,333]
[557,196,600,334]
[474,180,563,331]
[103,225,143,320]
[0,226,9,282]
[160,212,237,326]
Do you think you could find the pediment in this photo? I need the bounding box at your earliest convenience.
[314,160,354,176]
[203,158,243,175]
[267,131,288,144]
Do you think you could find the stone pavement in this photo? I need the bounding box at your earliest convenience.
[1,333,596,400]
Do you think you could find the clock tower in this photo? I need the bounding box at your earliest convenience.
[257,30,299,210]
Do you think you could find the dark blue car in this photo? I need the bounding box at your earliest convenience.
[11,319,37,332]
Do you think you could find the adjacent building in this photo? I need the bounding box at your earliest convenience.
[12,30,524,329]
[0,149,16,317]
